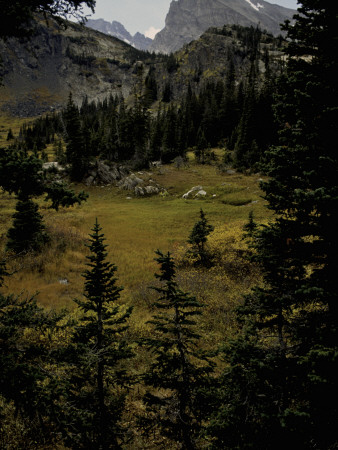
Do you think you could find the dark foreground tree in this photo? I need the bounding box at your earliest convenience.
[63,220,133,449]
[0,260,65,447]
[0,0,95,40]
[141,251,214,449]
[0,148,87,253]
[209,1,338,448]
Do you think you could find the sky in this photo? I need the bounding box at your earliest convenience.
[83,0,299,38]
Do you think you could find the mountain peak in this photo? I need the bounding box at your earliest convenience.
[150,0,295,53]
[86,19,152,51]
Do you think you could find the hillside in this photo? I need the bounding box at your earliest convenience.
[153,24,285,101]
[0,15,146,116]
[150,0,295,53]
[0,15,285,116]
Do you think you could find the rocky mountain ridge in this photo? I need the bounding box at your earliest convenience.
[0,16,146,116]
[0,15,285,117]
[86,19,152,51]
[150,0,295,53]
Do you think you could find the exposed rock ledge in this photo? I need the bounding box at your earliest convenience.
[83,160,164,196]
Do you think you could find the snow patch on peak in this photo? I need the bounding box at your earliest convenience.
[244,0,264,11]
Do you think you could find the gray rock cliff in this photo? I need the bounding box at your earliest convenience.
[86,19,152,51]
[150,0,295,53]
[0,16,144,115]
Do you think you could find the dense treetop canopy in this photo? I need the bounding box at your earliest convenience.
[0,0,95,39]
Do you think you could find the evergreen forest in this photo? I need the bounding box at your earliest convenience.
[0,0,337,448]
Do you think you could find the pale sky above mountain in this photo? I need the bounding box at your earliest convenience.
[83,0,299,38]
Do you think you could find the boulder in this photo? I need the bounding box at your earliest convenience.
[150,160,162,168]
[195,190,207,197]
[144,185,159,195]
[118,174,144,190]
[118,173,162,196]
[84,160,128,186]
[182,185,203,199]
[43,161,64,171]
[134,186,145,196]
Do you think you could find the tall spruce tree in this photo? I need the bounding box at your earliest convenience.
[63,220,133,449]
[141,251,214,449]
[210,1,338,448]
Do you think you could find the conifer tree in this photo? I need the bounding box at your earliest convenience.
[0,148,87,253]
[6,198,49,253]
[0,260,65,446]
[64,220,133,449]
[188,209,214,266]
[6,128,14,140]
[234,72,258,169]
[63,93,89,181]
[210,2,338,448]
[142,250,214,449]
[143,66,158,107]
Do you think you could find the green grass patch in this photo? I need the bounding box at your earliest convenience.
[0,156,270,345]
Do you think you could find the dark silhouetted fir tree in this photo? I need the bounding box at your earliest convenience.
[63,220,133,449]
[64,93,89,181]
[141,250,214,449]
[209,1,338,448]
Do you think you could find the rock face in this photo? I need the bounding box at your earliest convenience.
[150,0,295,53]
[86,19,152,51]
[84,161,128,186]
[118,173,162,196]
[0,15,143,116]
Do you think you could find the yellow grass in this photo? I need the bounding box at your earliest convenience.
[0,147,270,344]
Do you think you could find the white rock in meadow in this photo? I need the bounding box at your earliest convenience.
[182,186,203,199]
[195,190,207,197]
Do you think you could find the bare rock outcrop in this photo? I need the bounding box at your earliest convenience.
[118,172,162,196]
[151,0,295,54]
[84,161,128,186]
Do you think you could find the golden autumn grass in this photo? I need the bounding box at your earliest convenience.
[0,119,270,345]
[0,122,272,447]
[0,161,269,345]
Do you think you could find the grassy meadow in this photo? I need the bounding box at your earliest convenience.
[0,117,271,345]
[0,119,272,446]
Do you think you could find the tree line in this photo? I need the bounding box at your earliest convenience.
[12,26,282,180]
